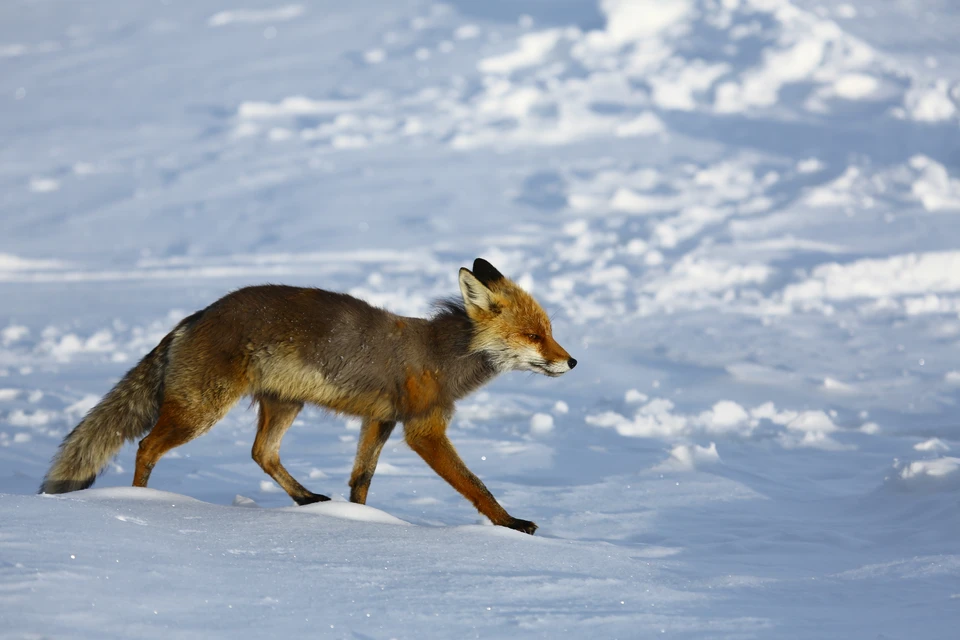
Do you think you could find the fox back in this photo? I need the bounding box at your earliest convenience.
[169,285,495,422]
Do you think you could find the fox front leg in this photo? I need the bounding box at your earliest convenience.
[349,419,396,504]
[404,410,537,535]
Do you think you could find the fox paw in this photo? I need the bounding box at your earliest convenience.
[294,492,331,506]
[503,517,538,535]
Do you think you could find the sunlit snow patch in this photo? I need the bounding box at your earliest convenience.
[478,29,565,75]
[285,501,411,526]
[778,411,853,451]
[208,5,304,27]
[237,95,379,119]
[55,487,204,503]
[530,413,555,435]
[783,252,960,303]
[588,398,861,452]
[233,495,260,508]
[901,80,958,123]
[29,177,60,193]
[914,438,950,453]
[1,324,29,345]
[259,480,283,494]
[908,155,960,212]
[586,398,754,439]
[0,254,65,273]
[900,457,960,483]
[0,388,20,401]
[823,377,857,394]
[653,443,721,472]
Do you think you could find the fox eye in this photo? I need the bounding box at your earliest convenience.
[526,333,542,342]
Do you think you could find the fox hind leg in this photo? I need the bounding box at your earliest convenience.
[253,395,328,505]
[349,419,396,504]
[134,399,222,488]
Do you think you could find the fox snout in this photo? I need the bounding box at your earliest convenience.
[539,356,577,377]
[532,336,577,377]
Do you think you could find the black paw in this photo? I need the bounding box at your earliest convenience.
[294,492,331,506]
[503,517,538,535]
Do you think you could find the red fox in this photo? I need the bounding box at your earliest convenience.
[40,259,575,534]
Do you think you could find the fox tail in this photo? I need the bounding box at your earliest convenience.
[39,314,197,494]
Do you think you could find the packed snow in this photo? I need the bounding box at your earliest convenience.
[2,0,959,637]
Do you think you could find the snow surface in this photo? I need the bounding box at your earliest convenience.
[2,0,960,637]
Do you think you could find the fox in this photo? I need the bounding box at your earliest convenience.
[40,258,575,534]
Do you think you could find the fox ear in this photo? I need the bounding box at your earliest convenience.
[472,258,505,288]
[459,267,497,314]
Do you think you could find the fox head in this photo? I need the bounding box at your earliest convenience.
[459,258,577,377]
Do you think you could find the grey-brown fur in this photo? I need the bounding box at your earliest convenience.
[184,287,498,419]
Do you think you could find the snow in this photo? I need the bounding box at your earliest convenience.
[592,0,692,45]
[653,442,721,472]
[478,29,565,74]
[783,252,960,302]
[207,5,305,28]
[915,438,950,453]
[904,81,958,122]
[1,325,29,345]
[28,177,60,193]
[910,155,960,212]
[529,412,555,435]
[454,24,481,40]
[3,0,960,637]
[899,457,960,481]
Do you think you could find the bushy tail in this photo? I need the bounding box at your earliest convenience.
[39,324,184,494]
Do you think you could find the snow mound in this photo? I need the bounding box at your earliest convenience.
[0,388,20,401]
[208,5,305,27]
[232,495,260,508]
[914,438,950,453]
[783,252,960,302]
[478,29,566,75]
[286,500,412,526]
[778,411,853,451]
[53,487,205,503]
[530,412,555,435]
[586,398,756,439]
[653,443,721,472]
[899,457,960,481]
[890,457,960,493]
[697,401,751,435]
[909,155,960,212]
[902,81,958,123]
[587,399,858,452]
[61,489,409,526]
[0,254,65,273]
[586,398,690,439]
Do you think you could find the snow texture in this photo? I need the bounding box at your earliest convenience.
[2,0,960,638]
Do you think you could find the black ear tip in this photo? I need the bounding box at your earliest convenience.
[473,258,493,272]
[472,258,505,286]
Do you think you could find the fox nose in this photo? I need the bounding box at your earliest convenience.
[567,358,577,369]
